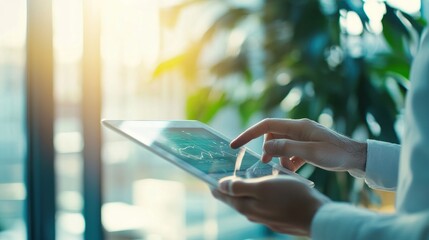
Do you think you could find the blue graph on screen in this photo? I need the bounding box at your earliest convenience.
[172,144,237,161]
[152,128,242,174]
[154,128,273,178]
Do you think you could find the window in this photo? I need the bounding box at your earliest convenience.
[2,1,289,239]
[0,0,27,239]
[99,1,274,239]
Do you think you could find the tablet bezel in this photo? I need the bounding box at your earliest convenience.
[102,119,314,188]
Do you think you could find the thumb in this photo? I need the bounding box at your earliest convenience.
[218,177,258,197]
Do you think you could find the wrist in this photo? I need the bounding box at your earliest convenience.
[348,140,367,172]
[355,141,367,172]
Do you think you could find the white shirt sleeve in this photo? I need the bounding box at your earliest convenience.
[396,28,429,213]
[311,203,429,240]
[363,140,400,191]
[311,23,429,240]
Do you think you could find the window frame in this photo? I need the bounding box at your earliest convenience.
[26,0,56,239]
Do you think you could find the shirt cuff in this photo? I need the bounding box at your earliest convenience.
[364,139,400,191]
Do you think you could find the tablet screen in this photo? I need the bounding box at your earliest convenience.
[153,127,273,180]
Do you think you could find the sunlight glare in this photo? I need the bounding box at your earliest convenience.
[227,29,246,56]
[0,0,27,48]
[363,0,386,34]
[0,183,26,200]
[386,0,421,14]
[101,0,160,68]
[281,88,302,112]
[58,191,83,212]
[102,202,147,232]
[57,212,85,235]
[54,132,84,154]
[318,112,334,128]
[133,179,185,240]
[345,11,364,35]
[53,0,83,64]
[366,113,381,136]
[364,0,386,21]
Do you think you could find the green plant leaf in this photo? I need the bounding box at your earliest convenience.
[238,99,260,126]
[400,12,426,36]
[210,53,247,78]
[152,54,186,79]
[369,53,411,79]
[382,6,412,58]
[186,87,228,123]
[260,81,297,111]
[152,42,203,82]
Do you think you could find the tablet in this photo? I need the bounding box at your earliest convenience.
[102,120,314,188]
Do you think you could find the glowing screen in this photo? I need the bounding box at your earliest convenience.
[152,128,273,180]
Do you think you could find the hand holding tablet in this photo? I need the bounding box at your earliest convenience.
[102,120,314,188]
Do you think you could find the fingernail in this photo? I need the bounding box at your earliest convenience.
[261,151,271,163]
[261,155,268,163]
[218,179,230,194]
[264,140,273,153]
[230,141,238,149]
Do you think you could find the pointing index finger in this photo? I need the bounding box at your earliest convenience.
[230,118,303,149]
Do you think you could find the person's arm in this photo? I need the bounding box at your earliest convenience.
[313,26,429,240]
[349,140,400,191]
[312,203,429,240]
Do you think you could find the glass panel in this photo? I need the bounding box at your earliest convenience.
[52,0,85,239]
[0,0,27,239]
[100,1,279,239]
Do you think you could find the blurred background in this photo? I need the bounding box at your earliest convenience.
[0,0,425,239]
